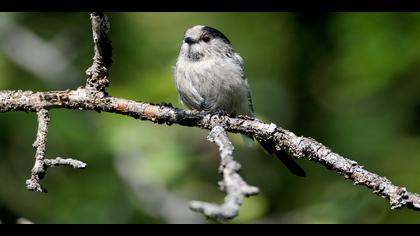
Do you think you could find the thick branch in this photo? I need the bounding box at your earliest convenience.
[85,12,112,93]
[1,89,419,211]
[190,126,259,221]
[25,108,86,193]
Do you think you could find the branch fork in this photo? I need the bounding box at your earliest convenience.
[25,109,86,193]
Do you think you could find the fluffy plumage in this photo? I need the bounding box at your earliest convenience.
[175,25,252,117]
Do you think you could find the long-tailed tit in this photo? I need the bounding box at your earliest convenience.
[174,25,305,176]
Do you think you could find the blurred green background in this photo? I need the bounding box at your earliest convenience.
[0,12,419,224]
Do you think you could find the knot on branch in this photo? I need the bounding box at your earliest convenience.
[86,73,110,92]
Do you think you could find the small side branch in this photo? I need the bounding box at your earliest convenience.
[44,157,87,169]
[25,109,50,192]
[25,109,86,193]
[85,12,112,93]
[190,126,259,221]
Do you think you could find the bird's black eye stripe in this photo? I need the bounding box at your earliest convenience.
[201,35,211,42]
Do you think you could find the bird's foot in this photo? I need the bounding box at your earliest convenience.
[211,109,230,118]
[237,115,256,121]
[159,102,173,108]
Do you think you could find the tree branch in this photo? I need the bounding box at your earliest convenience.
[190,126,259,221]
[22,12,110,193]
[0,12,418,222]
[1,88,419,211]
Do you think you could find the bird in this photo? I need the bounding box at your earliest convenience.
[173,25,305,177]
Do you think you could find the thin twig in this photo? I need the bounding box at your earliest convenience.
[190,126,259,221]
[44,157,87,169]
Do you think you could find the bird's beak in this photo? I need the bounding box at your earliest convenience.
[184,37,196,45]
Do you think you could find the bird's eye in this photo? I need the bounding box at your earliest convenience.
[202,36,211,42]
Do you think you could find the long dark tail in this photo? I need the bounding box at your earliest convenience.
[257,139,306,177]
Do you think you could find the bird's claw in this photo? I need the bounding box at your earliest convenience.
[210,109,230,118]
[160,102,173,108]
[237,115,256,121]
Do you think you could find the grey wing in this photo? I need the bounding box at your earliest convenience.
[174,64,207,111]
[234,53,255,116]
[176,81,206,111]
[233,53,246,79]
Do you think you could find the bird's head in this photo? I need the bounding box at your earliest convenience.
[180,25,234,62]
